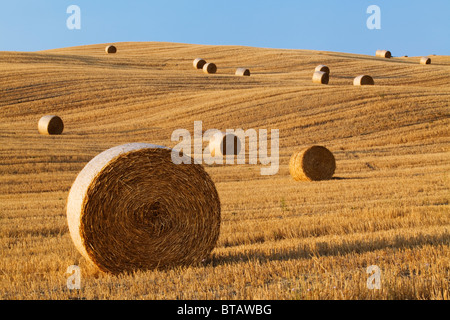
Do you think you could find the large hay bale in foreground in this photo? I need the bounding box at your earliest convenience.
[208,132,241,157]
[193,58,207,69]
[235,68,250,76]
[203,62,217,74]
[353,75,374,86]
[375,50,391,58]
[289,146,336,181]
[314,65,330,74]
[420,57,431,65]
[38,115,64,135]
[105,45,117,54]
[312,71,329,84]
[66,143,221,274]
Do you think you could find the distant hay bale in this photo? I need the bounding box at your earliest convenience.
[312,71,329,85]
[420,57,431,65]
[314,65,330,74]
[193,58,207,69]
[375,50,391,58]
[208,132,241,157]
[38,115,64,135]
[66,143,221,274]
[289,146,336,181]
[105,45,117,54]
[203,62,217,74]
[353,75,374,86]
[235,68,250,76]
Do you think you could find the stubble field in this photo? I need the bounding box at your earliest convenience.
[0,42,449,299]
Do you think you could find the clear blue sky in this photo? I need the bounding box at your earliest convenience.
[0,0,449,56]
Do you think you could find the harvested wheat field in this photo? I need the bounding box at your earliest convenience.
[0,42,449,300]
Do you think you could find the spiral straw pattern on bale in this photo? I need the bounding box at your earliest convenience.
[375,50,391,58]
[353,75,374,86]
[193,58,207,69]
[203,62,217,74]
[420,57,431,65]
[38,115,64,135]
[314,65,330,74]
[289,146,336,181]
[235,68,250,76]
[105,45,117,54]
[312,71,329,85]
[66,143,221,274]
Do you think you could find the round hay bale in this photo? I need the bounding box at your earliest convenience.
[203,62,217,74]
[208,132,241,157]
[314,65,330,74]
[235,68,250,76]
[193,58,207,69]
[289,146,336,181]
[66,143,221,274]
[420,57,431,65]
[312,71,329,85]
[38,115,64,135]
[375,50,391,58]
[353,75,374,86]
[105,45,117,54]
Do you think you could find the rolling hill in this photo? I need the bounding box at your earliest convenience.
[0,42,449,299]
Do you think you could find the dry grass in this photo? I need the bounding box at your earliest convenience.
[0,42,449,300]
